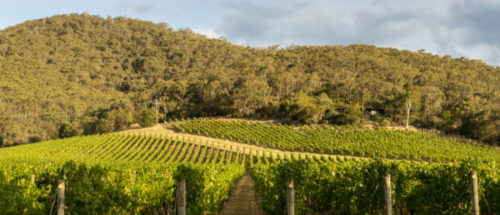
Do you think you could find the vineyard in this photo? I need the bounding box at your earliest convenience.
[1,119,499,214]
[174,118,500,163]
[0,134,245,214]
[249,153,500,214]
[0,134,247,165]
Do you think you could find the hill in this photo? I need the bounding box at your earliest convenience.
[1,13,500,145]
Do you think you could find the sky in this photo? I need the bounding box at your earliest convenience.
[1,0,500,66]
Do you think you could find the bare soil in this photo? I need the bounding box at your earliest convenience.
[219,170,265,215]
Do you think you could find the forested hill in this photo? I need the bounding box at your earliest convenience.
[0,13,499,146]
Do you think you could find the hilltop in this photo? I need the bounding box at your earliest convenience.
[0,13,499,145]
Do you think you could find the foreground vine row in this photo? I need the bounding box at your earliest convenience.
[0,134,245,214]
[249,152,500,214]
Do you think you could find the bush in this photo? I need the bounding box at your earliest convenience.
[278,92,328,124]
[82,102,134,135]
[137,108,159,127]
[373,114,390,127]
[291,105,322,124]
[330,107,363,125]
[58,121,83,138]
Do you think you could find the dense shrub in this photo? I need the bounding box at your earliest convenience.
[137,108,159,127]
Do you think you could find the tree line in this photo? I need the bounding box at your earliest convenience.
[0,13,499,145]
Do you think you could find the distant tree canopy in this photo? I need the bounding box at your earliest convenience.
[0,14,499,145]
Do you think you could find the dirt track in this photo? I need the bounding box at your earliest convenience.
[219,170,265,215]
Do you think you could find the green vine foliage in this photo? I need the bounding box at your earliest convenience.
[175,119,500,163]
[175,163,244,214]
[251,158,500,214]
[0,161,177,214]
[0,169,53,215]
[0,132,247,214]
[0,129,498,214]
[0,159,243,214]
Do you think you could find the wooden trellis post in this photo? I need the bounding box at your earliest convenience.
[57,180,65,215]
[384,174,392,215]
[177,178,186,215]
[287,179,295,215]
[470,171,479,215]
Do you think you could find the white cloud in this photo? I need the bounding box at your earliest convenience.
[192,27,223,39]
[457,43,500,66]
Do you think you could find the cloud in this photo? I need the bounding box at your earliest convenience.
[118,3,154,15]
[216,0,423,46]
[193,27,223,39]
[214,0,500,66]
[425,0,500,65]
[447,1,500,46]
[216,1,307,46]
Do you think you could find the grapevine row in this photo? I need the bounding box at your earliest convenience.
[249,150,500,214]
[174,118,500,163]
[0,134,246,214]
[0,134,245,166]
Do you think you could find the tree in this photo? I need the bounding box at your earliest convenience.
[159,80,188,117]
[330,103,363,125]
[113,107,134,130]
[137,108,159,127]
[402,82,419,129]
[94,113,116,134]
[232,77,272,115]
[81,102,134,135]
[58,121,83,138]
[458,112,499,143]
[279,91,331,124]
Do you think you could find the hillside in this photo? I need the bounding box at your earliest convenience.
[1,13,500,145]
[173,118,500,163]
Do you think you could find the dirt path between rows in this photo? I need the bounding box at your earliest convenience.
[219,168,265,215]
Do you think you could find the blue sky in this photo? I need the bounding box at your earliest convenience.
[2,0,500,66]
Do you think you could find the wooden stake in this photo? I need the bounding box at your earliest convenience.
[177,178,186,215]
[384,174,392,215]
[57,180,65,215]
[470,171,479,215]
[287,179,295,215]
[31,175,36,185]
